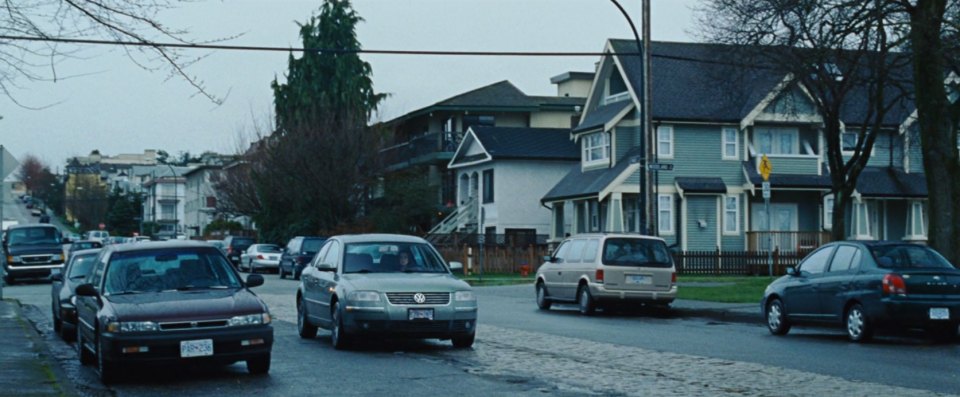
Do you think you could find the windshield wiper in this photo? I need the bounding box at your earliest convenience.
[68,275,88,280]
[107,290,145,296]
[176,285,232,291]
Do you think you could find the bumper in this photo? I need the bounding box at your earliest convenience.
[588,283,677,304]
[250,260,280,269]
[4,263,64,278]
[868,298,960,329]
[342,304,478,338]
[99,325,273,366]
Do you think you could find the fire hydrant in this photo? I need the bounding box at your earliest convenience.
[519,264,531,277]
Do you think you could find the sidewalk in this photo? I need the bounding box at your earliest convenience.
[671,299,763,324]
[0,299,76,397]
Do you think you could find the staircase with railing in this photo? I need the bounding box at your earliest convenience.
[426,198,478,245]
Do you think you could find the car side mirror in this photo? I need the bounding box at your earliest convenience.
[542,255,553,263]
[75,283,97,297]
[62,237,72,244]
[246,274,264,288]
[786,266,798,276]
[317,262,337,272]
[50,272,63,282]
[449,261,463,271]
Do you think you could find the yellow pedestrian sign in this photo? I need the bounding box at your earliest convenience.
[759,155,772,181]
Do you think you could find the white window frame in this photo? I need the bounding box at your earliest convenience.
[658,194,674,235]
[722,127,739,160]
[905,201,928,240]
[723,195,740,235]
[582,132,610,166]
[841,130,859,155]
[823,195,834,230]
[754,126,800,155]
[657,125,674,159]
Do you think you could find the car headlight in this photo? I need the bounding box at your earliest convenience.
[70,296,77,306]
[454,291,476,301]
[6,256,20,263]
[51,254,64,262]
[347,291,381,302]
[108,321,159,333]
[228,313,271,326]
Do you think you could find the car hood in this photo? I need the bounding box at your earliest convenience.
[341,273,471,292]
[105,289,268,322]
[6,244,64,256]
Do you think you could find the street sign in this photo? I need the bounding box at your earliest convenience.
[648,163,674,171]
[759,155,772,181]
[762,181,771,199]
[98,223,106,230]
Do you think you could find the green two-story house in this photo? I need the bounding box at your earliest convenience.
[542,40,941,252]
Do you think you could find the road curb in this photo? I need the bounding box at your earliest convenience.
[2,299,83,397]
[674,307,764,325]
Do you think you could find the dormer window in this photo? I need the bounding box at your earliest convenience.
[604,69,629,105]
[583,132,610,166]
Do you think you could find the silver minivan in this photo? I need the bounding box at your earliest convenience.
[535,233,677,315]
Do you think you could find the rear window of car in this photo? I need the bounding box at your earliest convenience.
[870,245,955,269]
[302,239,326,254]
[230,238,255,249]
[258,245,282,253]
[602,238,672,268]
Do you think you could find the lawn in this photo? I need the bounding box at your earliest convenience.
[457,273,534,287]
[677,275,776,303]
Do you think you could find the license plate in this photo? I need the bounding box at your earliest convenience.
[268,256,278,260]
[626,275,652,285]
[180,339,214,358]
[408,308,434,321]
[930,308,950,320]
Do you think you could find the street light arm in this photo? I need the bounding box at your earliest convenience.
[608,0,643,50]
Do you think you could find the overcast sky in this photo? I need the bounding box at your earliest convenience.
[0,0,700,168]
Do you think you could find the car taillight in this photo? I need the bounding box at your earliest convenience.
[226,247,233,254]
[882,274,907,296]
[257,255,264,260]
[595,269,604,283]
[671,272,677,285]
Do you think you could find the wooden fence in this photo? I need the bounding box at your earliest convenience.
[436,244,550,275]
[672,249,812,276]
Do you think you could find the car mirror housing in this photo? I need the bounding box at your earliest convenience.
[317,262,336,272]
[50,272,63,282]
[75,283,97,297]
[542,255,553,263]
[786,266,798,276]
[449,261,463,271]
[246,274,264,288]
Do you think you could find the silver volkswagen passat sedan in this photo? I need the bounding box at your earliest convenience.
[295,234,477,349]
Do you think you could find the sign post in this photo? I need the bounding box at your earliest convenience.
[0,145,21,298]
[759,155,773,276]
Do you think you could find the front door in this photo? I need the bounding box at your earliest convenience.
[752,203,799,251]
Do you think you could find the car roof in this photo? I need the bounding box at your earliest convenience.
[71,248,102,256]
[104,240,215,253]
[333,233,429,244]
[7,224,59,231]
[562,233,666,242]
[72,240,101,244]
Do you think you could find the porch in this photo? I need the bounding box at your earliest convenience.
[745,231,831,252]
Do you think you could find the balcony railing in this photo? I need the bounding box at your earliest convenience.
[746,231,831,252]
[380,131,464,169]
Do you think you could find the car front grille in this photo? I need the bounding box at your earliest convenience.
[159,319,230,331]
[20,255,54,264]
[385,292,450,305]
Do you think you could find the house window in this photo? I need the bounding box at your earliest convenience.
[855,202,870,237]
[722,127,739,160]
[205,196,217,208]
[755,127,799,155]
[583,132,610,165]
[658,194,674,235]
[657,125,674,158]
[482,170,494,203]
[553,204,565,238]
[907,201,927,238]
[463,115,495,131]
[842,130,859,153]
[823,195,834,230]
[589,202,600,232]
[723,195,739,234]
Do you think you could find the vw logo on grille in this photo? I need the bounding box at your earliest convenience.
[413,293,427,304]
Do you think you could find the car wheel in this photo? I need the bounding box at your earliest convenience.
[97,337,120,384]
[293,268,301,281]
[577,285,596,316]
[61,322,76,342]
[76,327,95,365]
[846,303,873,342]
[278,265,286,279]
[331,301,352,350]
[246,353,271,375]
[53,309,62,334]
[452,333,476,349]
[765,298,791,336]
[298,296,318,339]
[536,282,552,310]
[4,274,14,285]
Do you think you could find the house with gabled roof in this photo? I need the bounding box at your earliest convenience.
[436,126,579,244]
[542,40,939,252]
[379,75,590,214]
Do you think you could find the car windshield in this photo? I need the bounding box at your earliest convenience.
[232,239,254,250]
[72,242,102,251]
[302,239,326,254]
[602,238,673,268]
[870,245,955,269]
[343,242,448,274]
[258,244,281,253]
[67,253,99,279]
[103,248,242,294]
[7,227,60,246]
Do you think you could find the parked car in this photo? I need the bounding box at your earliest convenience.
[223,236,256,267]
[39,214,51,223]
[279,236,327,280]
[296,234,476,349]
[535,233,677,315]
[762,241,960,342]
[50,248,101,341]
[73,240,273,383]
[2,224,68,284]
[84,230,110,244]
[240,244,282,273]
[30,208,42,217]
[67,240,104,258]
[205,239,225,253]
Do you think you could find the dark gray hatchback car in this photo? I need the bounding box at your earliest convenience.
[762,241,960,342]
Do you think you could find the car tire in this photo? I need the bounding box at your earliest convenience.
[331,301,352,350]
[246,353,271,375]
[765,298,791,336]
[278,265,286,279]
[845,303,873,343]
[577,285,596,316]
[61,322,76,342]
[536,282,552,310]
[293,267,301,281]
[297,297,318,339]
[76,327,95,365]
[53,309,62,334]
[97,337,120,384]
[4,274,14,285]
[452,333,476,349]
